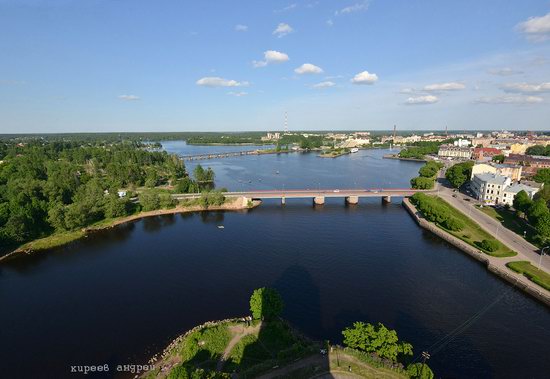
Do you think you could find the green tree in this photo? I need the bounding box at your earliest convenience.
[526,145,548,156]
[407,363,434,379]
[536,213,550,242]
[533,168,550,184]
[527,198,550,225]
[342,322,413,362]
[249,287,284,320]
[492,154,505,164]
[445,161,474,188]
[104,194,130,218]
[139,190,161,211]
[513,190,532,213]
[410,177,435,189]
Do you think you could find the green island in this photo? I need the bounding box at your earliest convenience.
[410,193,517,258]
[319,147,351,158]
[141,288,433,379]
[0,138,254,259]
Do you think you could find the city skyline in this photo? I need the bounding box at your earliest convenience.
[1,0,550,132]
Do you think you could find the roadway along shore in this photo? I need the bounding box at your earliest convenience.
[403,197,550,307]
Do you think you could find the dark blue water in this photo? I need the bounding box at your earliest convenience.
[1,143,549,379]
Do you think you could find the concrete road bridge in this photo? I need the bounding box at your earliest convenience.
[172,188,435,205]
[180,149,267,161]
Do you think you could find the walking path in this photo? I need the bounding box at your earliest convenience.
[216,323,262,371]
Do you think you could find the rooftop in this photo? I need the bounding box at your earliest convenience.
[473,173,509,185]
[504,183,538,194]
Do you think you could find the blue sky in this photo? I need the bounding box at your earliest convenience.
[1,0,550,132]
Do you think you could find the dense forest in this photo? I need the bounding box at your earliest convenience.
[0,138,210,248]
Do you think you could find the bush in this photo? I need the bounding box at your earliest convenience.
[407,363,434,379]
[411,177,435,189]
[442,216,465,231]
[478,239,499,252]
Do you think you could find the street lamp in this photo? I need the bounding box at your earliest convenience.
[540,246,549,269]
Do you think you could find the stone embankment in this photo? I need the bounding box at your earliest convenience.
[402,197,550,308]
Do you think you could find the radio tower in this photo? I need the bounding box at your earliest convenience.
[284,111,288,134]
[445,125,448,137]
[393,124,397,139]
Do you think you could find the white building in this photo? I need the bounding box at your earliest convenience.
[471,173,511,205]
[438,145,472,159]
[500,183,539,206]
[453,139,471,148]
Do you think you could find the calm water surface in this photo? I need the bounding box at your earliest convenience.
[1,142,549,379]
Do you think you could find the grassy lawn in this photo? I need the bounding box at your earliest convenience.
[225,321,315,375]
[15,230,86,253]
[477,205,541,247]
[178,323,232,370]
[429,197,517,258]
[506,261,550,291]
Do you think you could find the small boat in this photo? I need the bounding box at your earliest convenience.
[350,148,359,153]
[217,225,225,229]
[275,170,280,174]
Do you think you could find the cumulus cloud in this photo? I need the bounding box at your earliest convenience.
[235,24,248,32]
[295,63,323,74]
[196,77,249,87]
[517,12,550,41]
[335,0,369,15]
[487,67,523,76]
[227,91,248,97]
[252,50,290,68]
[313,81,336,89]
[273,23,293,37]
[405,95,439,105]
[351,71,378,85]
[474,95,544,104]
[423,82,465,91]
[118,94,140,101]
[326,19,334,27]
[501,82,550,94]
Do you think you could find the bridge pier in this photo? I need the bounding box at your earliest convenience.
[313,196,325,205]
[281,197,286,205]
[382,196,391,204]
[345,196,359,205]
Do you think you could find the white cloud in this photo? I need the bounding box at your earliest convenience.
[487,67,523,76]
[118,94,140,101]
[423,82,465,91]
[313,81,336,89]
[517,12,550,41]
[326,19,334,27]
[252,50,290,68]
[196,77,249,87]
[273,22,293,37]
[335,0,369,16]
[227,91,248,97]
[235,24,248,32]
[474,95,544,104]
[294,63,323,74]
[274,3,297,13]
[405,95,439,105]
[501,82,550,94]
[351,71,378,85]
[399,88,415,94]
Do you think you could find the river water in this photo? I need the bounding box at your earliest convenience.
[1,141,549,378]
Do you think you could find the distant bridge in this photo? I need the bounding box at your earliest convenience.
[172,188,434,205]
[180,149,271,161]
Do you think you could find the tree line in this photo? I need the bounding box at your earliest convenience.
[0,139,214,248]
[410,161,443,189]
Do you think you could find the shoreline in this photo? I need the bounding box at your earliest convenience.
[402,197,550,308]
[383,154,427,162]
[0,197,261,263]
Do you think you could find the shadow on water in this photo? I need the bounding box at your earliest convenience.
[233,265,333,378]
